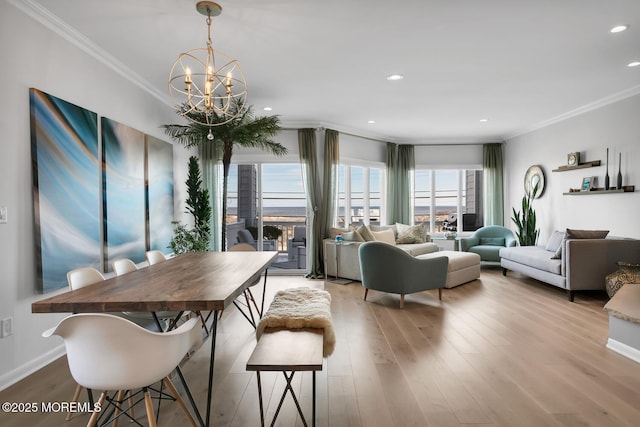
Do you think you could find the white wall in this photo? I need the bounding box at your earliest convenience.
[504,94,640,244]
[0,2,187,390]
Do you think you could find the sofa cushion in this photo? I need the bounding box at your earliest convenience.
[356,225,375,241]
[396,223,428,244]
[479,237,505,246]
[372,229,396,245]
[545,230,566,259]
[370,224,397,237]
[397,242,438,256]
[500,246,561,275]
[342,231,364,242]
[566,228,609,239]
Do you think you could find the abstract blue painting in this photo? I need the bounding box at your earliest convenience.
[30,88,101,293]
[102,118,146,267]
[146,135,174,255]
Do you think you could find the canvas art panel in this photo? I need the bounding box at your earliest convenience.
[146,135,174,254]
[102,117,146,267]
[30,88,101,293]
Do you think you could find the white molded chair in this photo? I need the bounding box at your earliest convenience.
[43,314,201,427]
[112,258,137,276]
[145,250,167,266]
[67,267,105,290]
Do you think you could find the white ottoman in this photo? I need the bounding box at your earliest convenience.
[416,251,481,288]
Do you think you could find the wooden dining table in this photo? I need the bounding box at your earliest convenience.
[32,250,279,427]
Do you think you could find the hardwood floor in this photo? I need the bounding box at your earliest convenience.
[1,269,639,426]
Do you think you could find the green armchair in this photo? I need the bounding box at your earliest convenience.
[459,225,516,264]
[358,241,448,308]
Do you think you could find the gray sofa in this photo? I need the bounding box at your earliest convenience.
[324,224,438,281]
[500,230,640,301]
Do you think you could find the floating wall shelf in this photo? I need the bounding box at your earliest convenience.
[563,186,635,196]
[552,160,602,172]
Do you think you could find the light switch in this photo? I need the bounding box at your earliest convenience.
[0,206,7,224]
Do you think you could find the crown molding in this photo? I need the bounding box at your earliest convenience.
[504,84,640,140]
[10,0,172,107]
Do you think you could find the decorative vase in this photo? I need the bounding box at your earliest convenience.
[604,148,610,190]
[617,152,622,189]
[605,261,640,297]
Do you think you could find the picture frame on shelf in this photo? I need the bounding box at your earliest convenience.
[581,176,595,191]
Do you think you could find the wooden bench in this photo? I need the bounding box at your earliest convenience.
[603,284,640,363]
[246,327,324,427]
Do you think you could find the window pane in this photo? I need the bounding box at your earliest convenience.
[369,168,381,225]
[414,169,431,231]
[350,166,364,225]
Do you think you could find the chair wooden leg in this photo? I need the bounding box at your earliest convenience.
[163,376,198,427]
[363,288,368,301]
[143,388,157,427]
[66,383,83,421]
[112,390,125,427]
[438,288,442,300]
[86,392,106,427]
[400,294,405,308]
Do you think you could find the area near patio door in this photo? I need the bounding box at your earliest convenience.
[226,163,308,270]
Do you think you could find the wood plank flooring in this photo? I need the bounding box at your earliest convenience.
[1,268,639,426]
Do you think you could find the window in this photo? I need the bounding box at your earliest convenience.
[414,169,483,233]
[336,164,384,227]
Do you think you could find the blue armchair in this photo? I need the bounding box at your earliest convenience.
[459,225,516,264]
[358,241,448,308]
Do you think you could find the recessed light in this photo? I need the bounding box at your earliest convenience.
[479,118,489,122]
[386,74,404,81]
[367,120,376,124]
[628,61,640,67]
[263,107,273,111]
[610,25,629,33]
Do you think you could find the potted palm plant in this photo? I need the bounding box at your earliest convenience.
[164,101,286,250]
[511,181,540,246]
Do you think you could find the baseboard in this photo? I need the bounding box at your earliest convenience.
[0,345,66,392]
[606,338,640,364]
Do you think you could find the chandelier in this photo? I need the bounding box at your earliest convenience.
[168,1,247,126]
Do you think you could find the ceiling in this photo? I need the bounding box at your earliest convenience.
[25,0,640,144]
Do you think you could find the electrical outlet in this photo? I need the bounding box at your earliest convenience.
[1,317,13,338]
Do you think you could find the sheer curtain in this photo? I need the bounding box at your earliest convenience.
[386,143,414,224]
[199,141,223,251]
[483,142,504,226]
[298,129,323,278]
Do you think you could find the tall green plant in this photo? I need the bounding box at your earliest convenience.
[511,181,540,246]
[164,101,286,250]
[170,156,211,254]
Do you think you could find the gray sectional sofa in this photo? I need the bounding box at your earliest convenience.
[500,229,640,301]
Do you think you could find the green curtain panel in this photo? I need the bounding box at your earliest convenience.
[200,141,223,251]
[483,143,504,226]
[385,142,398,223]
[298,129,324,278]
[322,130,339,239]
[386,143,414,224]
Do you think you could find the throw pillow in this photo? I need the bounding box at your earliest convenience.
[371,228,396,245]
[396,223,427,244]
[479,237,505,246]
[370,224,398,238]
[342,231,364,242]
[545,230,565,253]
[566,229,609,239]
[356,225,375,242]
[330,227,348,239]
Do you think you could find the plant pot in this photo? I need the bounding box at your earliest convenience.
[605,261,640,297]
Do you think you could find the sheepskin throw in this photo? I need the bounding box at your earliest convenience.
[257,287,335,356]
